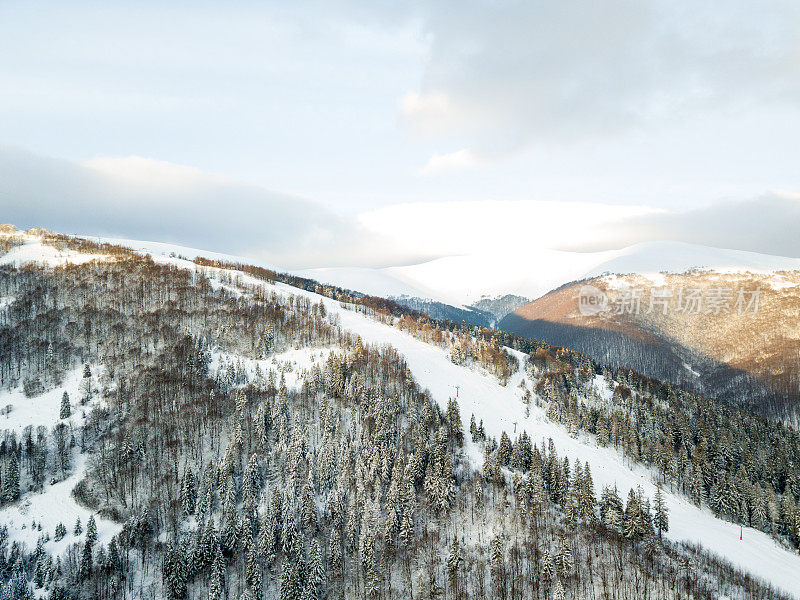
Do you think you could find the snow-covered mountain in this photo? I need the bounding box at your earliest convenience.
[2,227,800,599]
[80,235,800,309]
[70,235,800,413]
[297,241,800,307]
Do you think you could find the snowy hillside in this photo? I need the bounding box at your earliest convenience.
[124,239,800,597]
[583,241,800,280]
[0,231,109,268]
[2,229,800,599]
[336,242,800,305]
[273,273,800,599]
[77,234,800,307]
[0,365,122,560]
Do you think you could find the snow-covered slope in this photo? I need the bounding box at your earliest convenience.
[132,244,800,598]
[0,233,108,267]
[276,280,800,599]
[0,366,122,556]
[328,242,800,305]
[4,232,800,596]
[75,235,800,307]
[584,241,800,279]
[84,236,282,271]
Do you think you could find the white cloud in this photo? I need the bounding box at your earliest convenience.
[3,147,800,273]
[399,91,452,127]
[399,0,800,155]
[2,2,798,219]
[81,156,231,188]
[0,146,396,269]
[358,199,663,258]
[566,191,800,258]
[419,148,481,175]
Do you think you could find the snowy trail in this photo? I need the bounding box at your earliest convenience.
[271,282,800,599]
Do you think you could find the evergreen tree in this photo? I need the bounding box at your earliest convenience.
[624,489,640,539]
[541,548,554,583]
[245,537,262,598]
[163,544,187,600]
[580,462,597,522]
[555,535,574,579]
[600,485,624,531]
[86,515,97,547]
[3,452,20,502]
[180,468,196,516]
[280,561,302,600]
[80,364,92,403]
[208,545,226,600]
[303,540,325,600]
[108,538,122,572]
[653,487,669,537]
[469,413,478,442]
[446,537,464,595]
[446,398,464,447]
[553,578,566,600]
[497,432,512,466]
[59,392,71,420]
[80,538,93,581]
[510,431,532,472]
[301,482,317,533]
[490,535,505,599]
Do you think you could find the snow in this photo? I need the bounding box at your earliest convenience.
[9,232,800,595]
[261,241,800,306]
[0,296,14,318]
[211,346,335,390]
[83,236,281,272]
[0,367,122,555]
[0,453,121,556]
[95,234,800,306]
[0,367,90,436]
[585,241,800,279]
[766,276,799,290]
[683,362,701,377]
[295,266,431,300]
[0,237,108,267]
[263,280,800,599]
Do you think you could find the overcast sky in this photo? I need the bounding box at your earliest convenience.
[1,0,799,266]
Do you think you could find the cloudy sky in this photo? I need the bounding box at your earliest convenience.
[1,0,799,267]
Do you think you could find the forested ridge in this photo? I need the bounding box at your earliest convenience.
[0,229,797,599]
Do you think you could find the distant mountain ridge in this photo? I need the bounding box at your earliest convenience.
[500,268,800,422]
[296,241,800,307]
